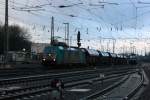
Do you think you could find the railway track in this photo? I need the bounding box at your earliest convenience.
[0,68,138,100]
[0,65,137,79]
[80,70,144,100]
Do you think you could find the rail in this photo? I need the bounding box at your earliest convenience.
[79,75,129,100]
[0,71,137,100]
[79,71,142,100]
[123,71,144,100]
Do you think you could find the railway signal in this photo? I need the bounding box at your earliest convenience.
[77,31,81,48]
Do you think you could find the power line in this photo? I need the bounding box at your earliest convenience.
[2,1,150,37]
[8,0,99,28]
[5,0,133,31]
[129,0,137,8]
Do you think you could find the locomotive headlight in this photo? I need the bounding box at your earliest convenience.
[53,59,56,61]
[43,58,46,61]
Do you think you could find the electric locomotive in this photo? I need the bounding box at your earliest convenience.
[41,42,86,67]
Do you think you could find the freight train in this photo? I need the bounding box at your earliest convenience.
[41,42,137,68]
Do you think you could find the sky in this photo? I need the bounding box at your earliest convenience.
[1,0,150,54]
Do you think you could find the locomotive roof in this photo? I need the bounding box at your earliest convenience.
[67,47,78,51]
[117,54,124,58]
[52,42,68,47]
[109,53,117,57]
[85,49,99,56]
[100,52,110,57]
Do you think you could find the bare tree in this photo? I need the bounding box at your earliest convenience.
[0,25,31,54]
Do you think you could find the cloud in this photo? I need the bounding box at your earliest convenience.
[1,0,150,54]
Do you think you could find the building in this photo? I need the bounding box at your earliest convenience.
[31,43,50,54]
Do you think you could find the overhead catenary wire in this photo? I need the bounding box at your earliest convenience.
[3,0,150,31]
[8,0,109,31]
[4,0,142,31]
[1,0,150,53]
[7,0,97,28]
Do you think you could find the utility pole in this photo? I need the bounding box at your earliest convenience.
[99,37,101,50]
[130,42,133,54]
[4,0,9,64]
[144,46,147,56]
[51,16,54,45]
[123,45,125,54]
[135,7,137,30]
[67,23,69,45]
[107,41,109,52]
[63,23,69,46]
[99,35,102,51]
[70,36,72,47]
[112,39,116,53]
[64,23,67,43]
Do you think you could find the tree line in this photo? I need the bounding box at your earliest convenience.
[0,25,31,54]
